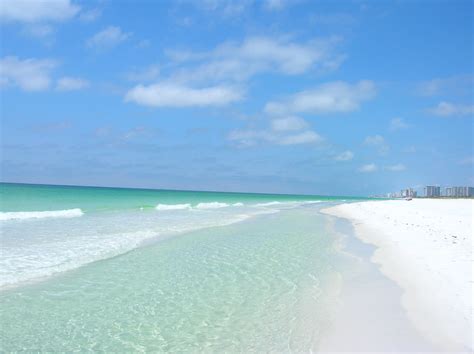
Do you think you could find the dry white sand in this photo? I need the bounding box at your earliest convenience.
[322,199,473,352]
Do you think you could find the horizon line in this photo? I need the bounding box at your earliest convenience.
[0,181,369,199]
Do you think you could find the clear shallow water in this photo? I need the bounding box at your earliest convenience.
[0,183,363,351]
[0,183,360,289]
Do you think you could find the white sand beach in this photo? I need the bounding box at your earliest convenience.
[322,199,473,352]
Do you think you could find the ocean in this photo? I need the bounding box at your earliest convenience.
[0,183,364,351]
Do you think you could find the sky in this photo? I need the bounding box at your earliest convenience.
[0,0,473,196]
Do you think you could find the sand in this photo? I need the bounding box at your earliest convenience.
[322,199,473,352]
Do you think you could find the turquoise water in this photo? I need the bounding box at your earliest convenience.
[0,183,363,351]
[0,183,356,213]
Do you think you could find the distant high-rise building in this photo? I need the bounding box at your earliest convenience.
[400,188,416,198]
[445,186,474,197]
[424,186,440,197]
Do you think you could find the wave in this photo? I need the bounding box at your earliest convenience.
[0,209,258,289]
[156,203,191,211]
[195,202,230,209]
[0,208,84,221]
[0,229,157,289]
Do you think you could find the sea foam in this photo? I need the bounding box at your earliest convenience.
[0,208,84,221]
[195,202,230,209]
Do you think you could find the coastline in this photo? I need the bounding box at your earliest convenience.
[321,199,473,352]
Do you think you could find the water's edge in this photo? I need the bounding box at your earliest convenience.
[319,211,438,352]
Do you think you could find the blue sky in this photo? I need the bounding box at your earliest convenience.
[1,0,473,196]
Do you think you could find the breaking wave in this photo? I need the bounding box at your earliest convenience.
[0,208,84,221]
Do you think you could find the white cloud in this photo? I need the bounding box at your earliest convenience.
[363,134,389,154]
[428,101,474,117]
[86,26,131,50]
[0,56,56,91]
[335,150,354,161]
[167,35,344,84]
[229,116,322,147]
[56,77,89,91]
[125,83,243,107]
[271,116,308,131]
[385,163,406,172]
[265,80,376,115]
[279,131,321,145]
[0,0,79,23]
[358,163,377,173]
[389,117,409,131]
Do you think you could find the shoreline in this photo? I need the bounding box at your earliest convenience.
[321,199,473,352]
[319,207,437,352]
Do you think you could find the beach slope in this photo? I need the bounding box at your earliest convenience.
[322,199,473,351]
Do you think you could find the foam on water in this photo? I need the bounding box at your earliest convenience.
[195,202,230,209]
[0,204,274,288]
[155,203,192,210]
[0,208,84,221]
[0,206,342,352]
[0,229,157,288]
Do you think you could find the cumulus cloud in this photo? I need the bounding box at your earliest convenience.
[229,116,322,147]
[270,116,308,131]
[125,83,243,107]
[385,163,406,172]
[389,117,410,131]
[0,0,79,23]
[56,77,89,91]
[167,35,344,84]
[125,35,344,110]
[335,150,354,161]
[86,26,131,50]
[363,134,389,155]
[358,163,377,173]
[0,56,56,91]
[264,80,376,115]
[278,131,322,145]
[428,101,474,117]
